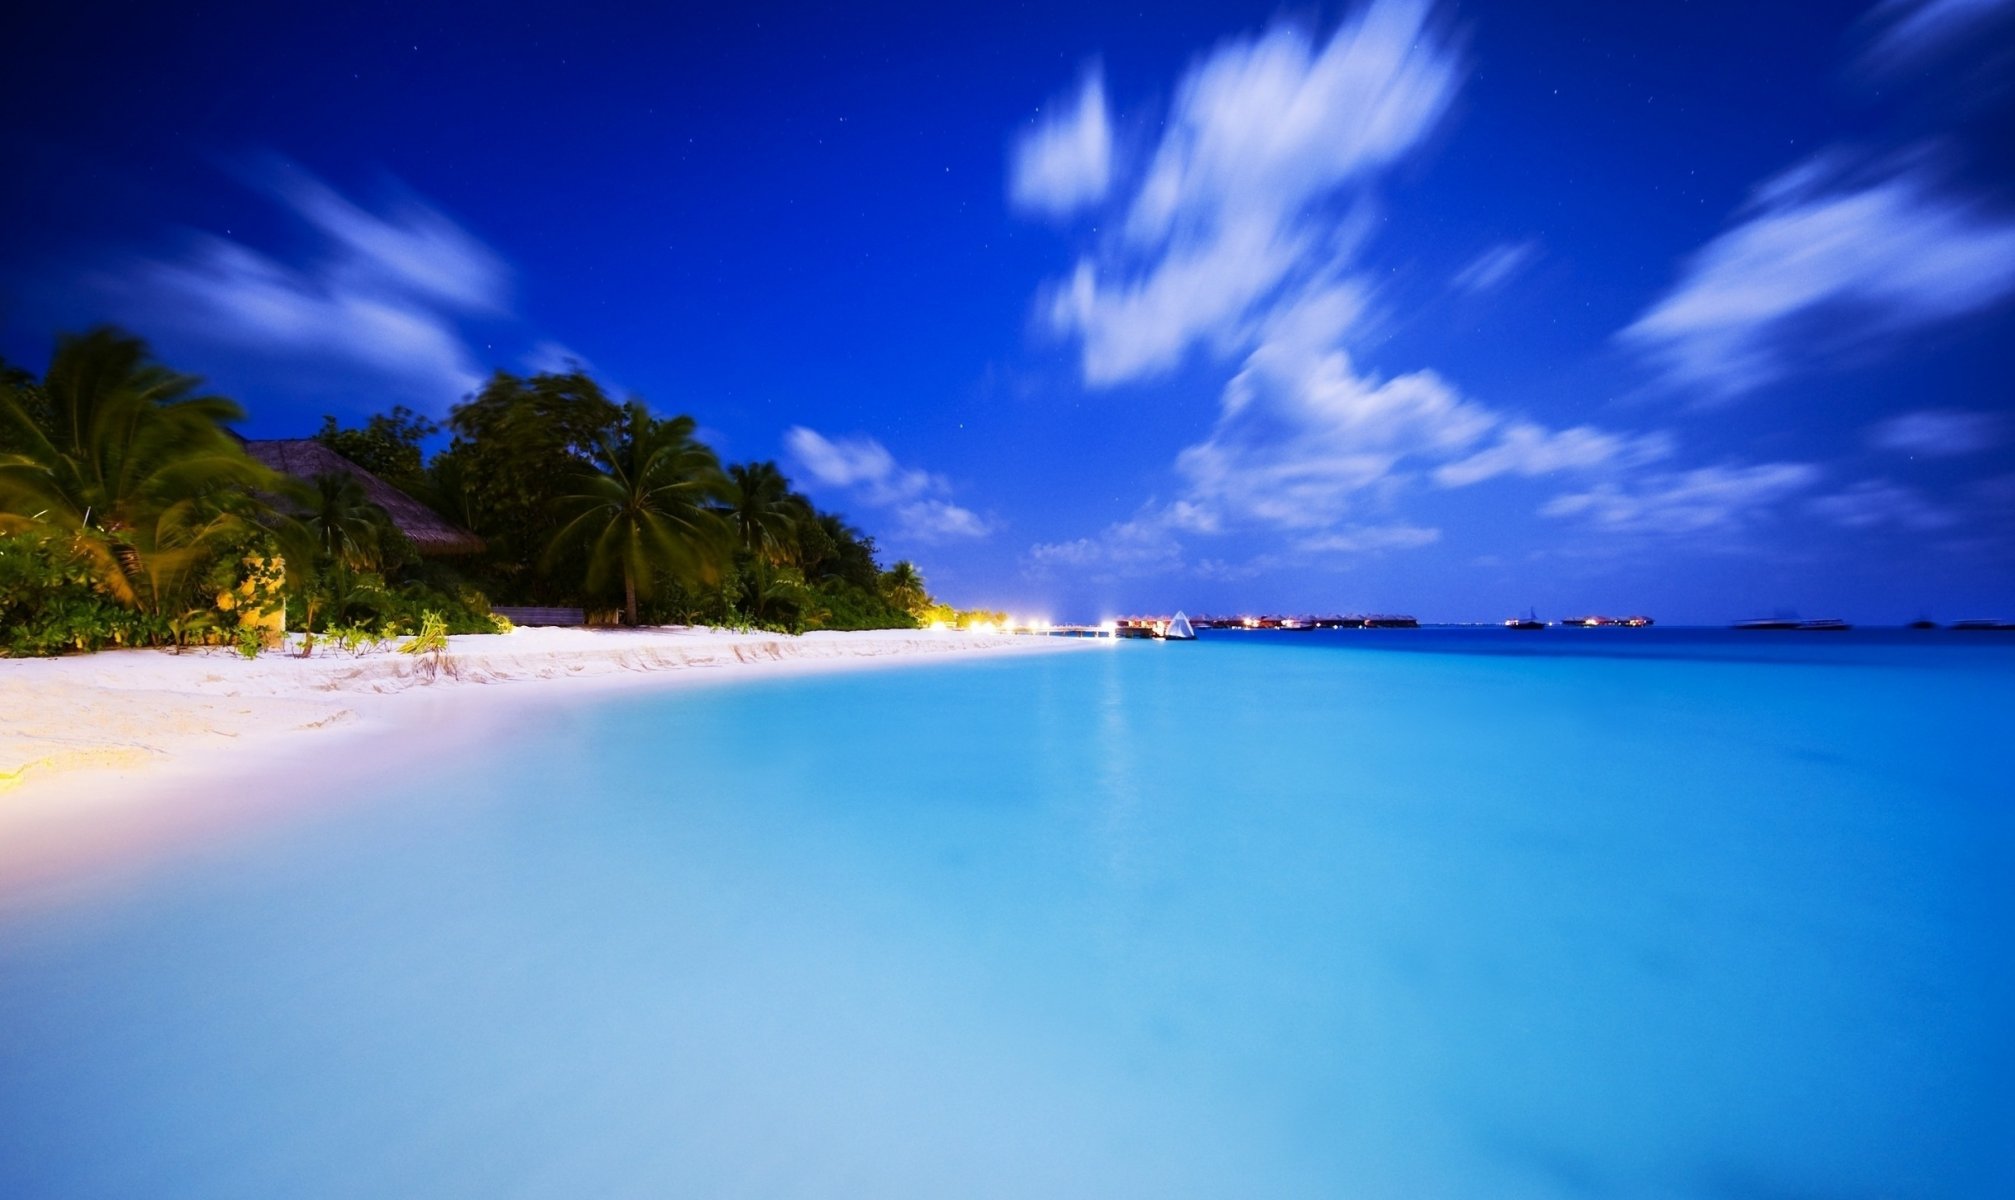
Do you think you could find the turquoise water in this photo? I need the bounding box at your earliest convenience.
[2,631,2010,1198]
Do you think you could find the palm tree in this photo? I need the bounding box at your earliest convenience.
[0,328,278,615]
[743,559,814,626]
[725,460,807,565]
[304,472,392,571]
[546,402,730,625]
[881,559,928,619]
[284,472,400,637]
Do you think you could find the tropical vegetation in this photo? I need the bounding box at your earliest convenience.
[1,326,977,656]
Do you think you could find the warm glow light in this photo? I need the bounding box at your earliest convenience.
[1098,619,1117,634]
[928,619,947,631]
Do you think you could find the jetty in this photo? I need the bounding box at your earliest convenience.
[1187,614,1419,630]
[1035,613,1425,635]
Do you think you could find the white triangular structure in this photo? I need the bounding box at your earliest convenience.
[1165,611,1196,640]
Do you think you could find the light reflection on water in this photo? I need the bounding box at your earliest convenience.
[2,632,2009,1198]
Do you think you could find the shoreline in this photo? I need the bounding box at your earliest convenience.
[0,627,1099,894]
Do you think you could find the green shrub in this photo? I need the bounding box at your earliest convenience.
[399,610,449,655]
[810,580,920,631]
[0,533,160,656]
[328,624,382,656]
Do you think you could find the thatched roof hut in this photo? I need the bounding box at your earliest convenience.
[240,438,485,556]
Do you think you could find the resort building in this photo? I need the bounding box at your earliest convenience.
[237,438,484,558]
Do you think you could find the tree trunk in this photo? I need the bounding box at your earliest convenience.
[625,569,638,626]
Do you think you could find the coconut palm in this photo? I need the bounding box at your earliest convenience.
[0,327,279,614]
[725,460,807,566]
[284,472,401,637]
[743,558,815,625]
[546,402,730,625]
[881,559,928,618]
[304,471,393,571]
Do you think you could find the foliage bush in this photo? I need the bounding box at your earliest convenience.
[286,562,496,638]
[327,624,386,656]
[0,533,162,656]
[398,611,450,655]
[812,579,919,632]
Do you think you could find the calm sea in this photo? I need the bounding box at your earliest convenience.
[3,629,2010,1198]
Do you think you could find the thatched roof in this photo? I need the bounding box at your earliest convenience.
[240,438,485,556]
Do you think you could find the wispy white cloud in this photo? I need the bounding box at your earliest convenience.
[264,162,508,314]
[1434,422,1672,488]
[1026,338,1662,577]
[785,427,934,504]
[1621,154,2015,399]
[104,162,506,405]
[1541,463,1821,535]
[1175,348,1495,530]
[896,499,992,542]
[1048,216,1320,385]
[1451,240,1538,294]
[1808,479,1959,531]
[1295,523,1441,554]
[1184,522,1441,582]
[1016,1,1680,577]
[1009,69,1113,218]
[1123,0,1456,246]
[1862,0,2014,71]
[1036,0,1459,385]
[784,427,991,543]
[1025,508,1186,579]
[1169,329,1669,532]
[524,340,590,375]
[1867,408,2004,456]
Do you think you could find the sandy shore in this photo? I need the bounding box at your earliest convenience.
[0,626,1102,900]
[0,626,1094,802]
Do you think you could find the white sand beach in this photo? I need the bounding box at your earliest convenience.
[1,626,1094,795]
[0,628,1097,887]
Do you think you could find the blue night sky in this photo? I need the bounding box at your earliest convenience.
[5,0,2014,623]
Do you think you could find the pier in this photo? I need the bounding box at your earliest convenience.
[1033,613,1426,638]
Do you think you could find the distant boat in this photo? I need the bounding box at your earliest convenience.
[1733,617,1801,631]
[1796,619,1852,632]
[1503,609,1545,630]
[1907,617,1938,630]
[1952,619,2015,632]
[1164,611,1197,641]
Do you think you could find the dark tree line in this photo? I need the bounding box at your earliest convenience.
[1,328,949,655]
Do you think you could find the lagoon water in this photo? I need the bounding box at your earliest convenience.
[2,630,2010,1198]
